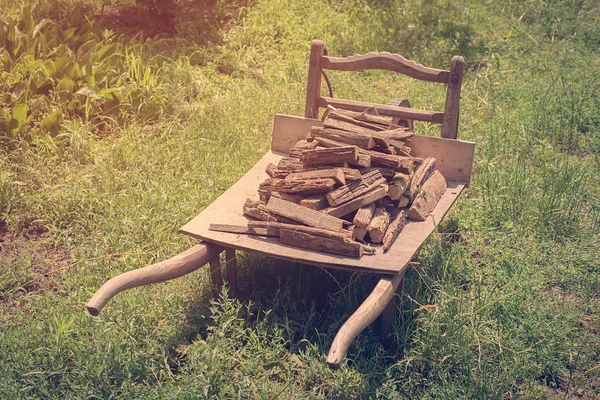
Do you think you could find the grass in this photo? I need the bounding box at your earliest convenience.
[1,0,599,398]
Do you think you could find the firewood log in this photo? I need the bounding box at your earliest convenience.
[279,229,363,258]
[387,173,410,200]
[406,157,436,200]
[325,170,385,207]
[259,178,336,195]
[407,170,447,221]
[367,207,391,243]
[285,168,346,185]
[382,210,406,253]
[322,185,387,218]
[300,194,329,210]
[266,197,344,232]
[301,146,358,167]
[310,126,376,149]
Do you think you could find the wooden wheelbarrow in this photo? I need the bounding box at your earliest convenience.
[87,40,475,369]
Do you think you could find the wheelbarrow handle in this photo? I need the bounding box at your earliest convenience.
[86,242,225,316]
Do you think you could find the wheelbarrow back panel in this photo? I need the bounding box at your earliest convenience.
[179,114,474,274]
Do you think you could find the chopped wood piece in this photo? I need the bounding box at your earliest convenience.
[243,199,278,222]
[276,157,304,176]
[387,172,410,200]
[301,146,358,167]
[324,119,390,147]
[292,139,318,150]
[332,108,393,127]
[325,170,385,207]
[353,203,376,228]
[374,145,396,155]
[288,148,304,159]
[309,166,361,181]
[323,185,387,218]
[407,170,447,221]
[362,245,376,255]
[397,195,410,208]
[266,196,344,232]
[347,153,372,168]
[382,210,406,253]
[286,168,346,185]
[354,227,368,241]
[248,221,352,240]
[266,162,277,178]
[300,194,329,210]
[259,178,336,195]
[327,110,386,131]
[407,157,436,200]
[279,229,363,258]
[209,224,279,237]
[271,191,304,204]
[384,127,415,141]
[310,126,376,149]
[368,207,391,244]
[359,167,395,180]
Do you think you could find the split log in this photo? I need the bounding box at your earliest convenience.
[397,196,410,208]
[382,210,406,253]
[309,166,361,181]
[243,199,278,222]
[327,110,386,131]
[347,153,372,168]
[407,170,447,221]
[301,146,358,167]
[407,157,436,200]
[300,194,329,210]
[209,224,279,237]
[259,178,336,195]
[359,167,395,180]
[326,170,385,207]
[279,229,363,258]
[353,203,376,229]
[373,145,397,155]
[266,196,344,232]
[291,139,318,150]
[384,127,414,141]
[247,221,353,240]
[310,126,376,150]
[323,185,387,218]
[266,162,277,178]
[286,168,346,185]
[324,119,390,147]
[368,207,391,244]
[271,191,304,204]
[332,108,393,127]
[353,203,376,241]
[387,173,410,200]
[276,157,304,176]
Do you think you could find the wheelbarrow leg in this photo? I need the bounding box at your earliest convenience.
[209,253,223,298]
[326,271,406,369]
[86,242,225,316]
[225,248,237,297]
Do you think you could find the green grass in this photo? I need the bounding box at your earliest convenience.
[1,0,599,398]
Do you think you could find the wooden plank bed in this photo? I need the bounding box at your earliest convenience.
[86,40,475,369]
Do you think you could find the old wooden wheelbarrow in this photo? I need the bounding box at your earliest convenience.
[87,40,475,369]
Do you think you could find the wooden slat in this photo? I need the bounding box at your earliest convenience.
[266,196,344,232]
[318,97,444,124]
[321,53,449,83]
[441,55,465,139]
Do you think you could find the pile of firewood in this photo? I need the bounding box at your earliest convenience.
[210,108,447,258]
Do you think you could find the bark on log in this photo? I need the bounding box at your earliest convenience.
[301,146,358,167]
[271,191,304,204]
[259,178,336,195]
[266,162,277,178]
[387,173,410,200]
[327,110,387,131]
[407,157,436,200]
[407,170,447,221]
[323,185,387,218]
[291,139,318,150]
[382,210,406,253]
[353,203,376,228]
[247,221,353,240]
[279,229,363,258]
[368,207,391,244]
[384,127,414,141]
[276,157,304,176]
[359,167,395,180]
[331,108,394,127]
[326,170,385,207]
[324,119,390,147]
[309,166,361,181]
[209,224,279,237]
[310,126,376,150]
[266,196,344,232]
[285,168,346,185]
[300,194,329,210]
[243,198,278,222]
[347,153,372,168]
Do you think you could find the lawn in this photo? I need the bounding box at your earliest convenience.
[0,0,599,398]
